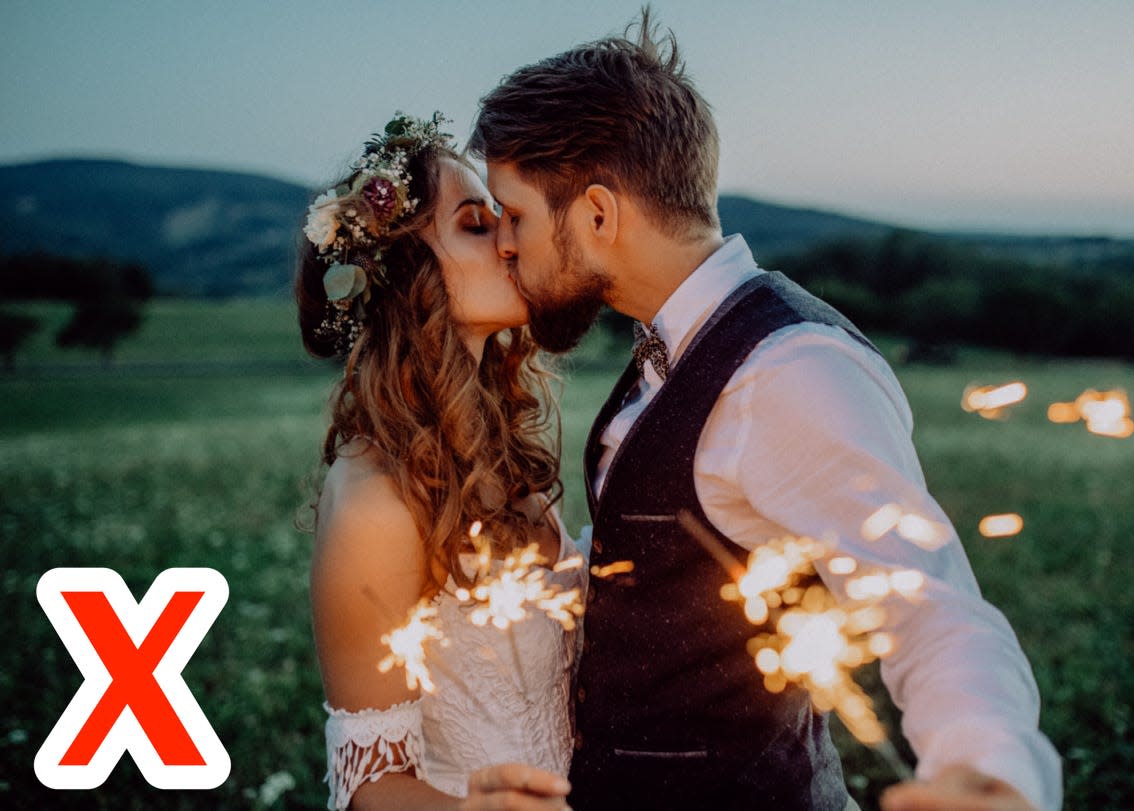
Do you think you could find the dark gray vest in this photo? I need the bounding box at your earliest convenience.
[568,272,878,811]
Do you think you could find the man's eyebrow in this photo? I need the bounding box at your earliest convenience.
[453,196,487,214]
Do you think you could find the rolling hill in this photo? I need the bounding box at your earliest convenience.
[1,158,1130,296]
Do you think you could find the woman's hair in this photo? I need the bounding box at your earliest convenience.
[296,137,562,588]
[469,7,719,240]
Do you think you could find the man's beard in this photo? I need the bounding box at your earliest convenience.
[523,232,609,354]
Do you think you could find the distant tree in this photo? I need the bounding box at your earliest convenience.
[805,276,890,331]
[55,298,143,366]
[898,277,984,344]
[0,252,154,367]
[0,253,154,301]
[0,310,41,371]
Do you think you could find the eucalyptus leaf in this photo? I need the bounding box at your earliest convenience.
[348,265,368,298]
[323,263,365,301]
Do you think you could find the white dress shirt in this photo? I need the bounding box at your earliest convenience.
[593,234,1061,811]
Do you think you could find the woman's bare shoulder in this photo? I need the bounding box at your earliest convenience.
[309,443,428,711]
[313,444,423,582]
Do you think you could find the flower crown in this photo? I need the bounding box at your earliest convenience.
[306,111,453,354]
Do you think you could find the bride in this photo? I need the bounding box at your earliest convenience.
[296,113,583,810]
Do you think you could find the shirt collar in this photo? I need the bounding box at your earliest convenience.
[646,234,764,365]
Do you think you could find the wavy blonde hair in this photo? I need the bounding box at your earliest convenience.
[297,142,562,587]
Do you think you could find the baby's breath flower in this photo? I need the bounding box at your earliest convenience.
[304,112,451,355]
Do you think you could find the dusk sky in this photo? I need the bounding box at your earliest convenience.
[4,0,1133,236]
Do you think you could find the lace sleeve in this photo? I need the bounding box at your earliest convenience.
[323,698,426,810]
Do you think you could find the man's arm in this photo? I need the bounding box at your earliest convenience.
[693,322,1061,811]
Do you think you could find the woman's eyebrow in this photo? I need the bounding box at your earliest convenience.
[453,197,487,214]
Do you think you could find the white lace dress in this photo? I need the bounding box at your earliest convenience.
[324,517,586,808]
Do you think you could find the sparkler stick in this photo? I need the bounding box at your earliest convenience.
[507,627,529,696]
[677,516,746,581]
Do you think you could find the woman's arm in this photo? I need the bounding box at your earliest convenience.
[312,454,455,810]
[311,453,570,811]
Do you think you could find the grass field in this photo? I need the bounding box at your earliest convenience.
[1,299,1131,809]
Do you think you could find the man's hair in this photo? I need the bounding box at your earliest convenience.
[469,8,719,237]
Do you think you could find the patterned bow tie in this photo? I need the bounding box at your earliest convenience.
[632,321,669,381]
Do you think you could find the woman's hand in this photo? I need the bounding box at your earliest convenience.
[462,763,572,811]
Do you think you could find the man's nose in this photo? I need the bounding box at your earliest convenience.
[496,222,516,259]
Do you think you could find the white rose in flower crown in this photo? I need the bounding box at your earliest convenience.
[304,190,342,250]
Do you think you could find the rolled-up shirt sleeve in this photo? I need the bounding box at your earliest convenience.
[692,321,1062,811]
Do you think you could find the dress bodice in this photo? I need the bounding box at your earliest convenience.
[420,516,585,796]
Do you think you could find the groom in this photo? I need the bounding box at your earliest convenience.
[469,12,1060,811]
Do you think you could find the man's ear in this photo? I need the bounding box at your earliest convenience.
[581,184,619,245]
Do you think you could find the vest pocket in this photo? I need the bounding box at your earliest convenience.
[611,747,709,759]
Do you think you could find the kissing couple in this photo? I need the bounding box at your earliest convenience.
[298,10,1060,811]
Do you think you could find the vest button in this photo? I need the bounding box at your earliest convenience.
[586,588,596,605]
[576,687,586,703]
[592,537,604,554]
[574,732,584,751]
[582,637,592,653]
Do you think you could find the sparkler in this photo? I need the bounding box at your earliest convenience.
[455,525,586,633]
[677,510,918,782]
[378,522,585,698]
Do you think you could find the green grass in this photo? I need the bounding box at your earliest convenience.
[11,299,310,365]
[1,299,1131,809]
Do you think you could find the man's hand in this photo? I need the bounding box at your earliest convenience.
[881,765,1040,811]
[462,763,571,811]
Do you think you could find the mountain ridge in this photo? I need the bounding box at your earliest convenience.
[2,158,1129,296]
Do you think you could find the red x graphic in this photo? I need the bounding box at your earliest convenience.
[36,568,230,790]
[59,590,206,766]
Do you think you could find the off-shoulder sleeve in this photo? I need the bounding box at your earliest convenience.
[323,698,425,810]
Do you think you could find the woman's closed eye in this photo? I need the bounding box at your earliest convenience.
[461,207,497,235]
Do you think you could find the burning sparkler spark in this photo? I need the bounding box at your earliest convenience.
[454,542,585,632]
[1047,388,1133,438]
[979,513,1024,538]
[861,504,948,549]
[962,382,1028,419]
[590,560,636,579]
[377,601,446,693]
[553,555,585,573]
